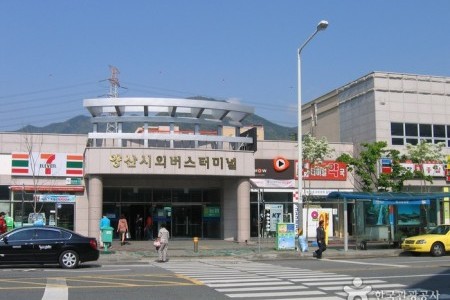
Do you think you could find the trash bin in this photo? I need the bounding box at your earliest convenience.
[101,226,114,251]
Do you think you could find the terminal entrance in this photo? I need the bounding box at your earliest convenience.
[103,187,221,239]
[172,205,202,237]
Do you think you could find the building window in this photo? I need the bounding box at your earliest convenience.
[405,123,418,136]
[391,122,450,146]
[419,124,432,137]
[405,138,418,145]
[391,123,404,136]
[433,125,446,138]
[392,138,404,145]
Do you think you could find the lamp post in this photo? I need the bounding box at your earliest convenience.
[297,20,328,234]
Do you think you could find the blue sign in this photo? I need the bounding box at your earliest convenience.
[373,199,429,205]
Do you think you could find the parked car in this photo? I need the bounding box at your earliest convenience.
[401,224,450,256]
[0,226,99,268]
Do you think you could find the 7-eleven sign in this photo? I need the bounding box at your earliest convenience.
[11,153,83,177]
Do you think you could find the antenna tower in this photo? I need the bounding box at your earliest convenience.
[106,65,120,133]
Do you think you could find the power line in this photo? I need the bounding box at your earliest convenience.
[0,79,298,130]
[0,81,100,100]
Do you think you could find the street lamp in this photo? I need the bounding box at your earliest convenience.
[297,20,328,234]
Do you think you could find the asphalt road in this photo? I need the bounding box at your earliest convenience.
[0,256,449,300]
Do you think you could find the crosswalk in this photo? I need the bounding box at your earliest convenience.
[156,259,406,299]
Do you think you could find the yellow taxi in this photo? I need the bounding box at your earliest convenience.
[401,224,450,256]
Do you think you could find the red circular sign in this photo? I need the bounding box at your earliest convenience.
[273,157,290,172]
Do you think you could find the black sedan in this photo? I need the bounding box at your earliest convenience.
[0,226,99,269]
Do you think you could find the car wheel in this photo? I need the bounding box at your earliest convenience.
[59,250,80,269]
[430,242,445,257]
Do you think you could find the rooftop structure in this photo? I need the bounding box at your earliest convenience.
[83,97,255,150]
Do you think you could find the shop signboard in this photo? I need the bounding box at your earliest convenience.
[11,153,83,177]
[34,194,76,203]
[203,206,220,222]
[295,161,347,181]
[264,204,283,232]
[66,177,82,185]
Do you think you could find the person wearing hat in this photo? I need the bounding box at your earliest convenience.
[313,220,327,259]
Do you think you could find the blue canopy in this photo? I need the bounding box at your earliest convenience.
[326,191,450,252]
[327,191,450,202]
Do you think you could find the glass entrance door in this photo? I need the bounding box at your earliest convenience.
[172,205,201,237]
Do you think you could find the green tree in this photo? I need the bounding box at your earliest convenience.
[406,140,446,192]
[337,141,412,192]
[302,134,334,239]
[303,134,334,166]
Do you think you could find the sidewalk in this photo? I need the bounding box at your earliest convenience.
[98,238,404,263]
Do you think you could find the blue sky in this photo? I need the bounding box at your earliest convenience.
[1,1,450,131]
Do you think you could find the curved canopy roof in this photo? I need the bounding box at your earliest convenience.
[83,97,254,127]
[327,191,450,201]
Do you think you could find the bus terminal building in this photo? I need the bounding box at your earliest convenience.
[1,71,450,244]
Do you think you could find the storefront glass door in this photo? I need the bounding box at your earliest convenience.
[172,205,201,237]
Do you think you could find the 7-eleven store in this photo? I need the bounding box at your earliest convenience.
[6,150,85,230]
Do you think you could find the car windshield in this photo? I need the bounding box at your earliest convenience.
[428,225,450,235]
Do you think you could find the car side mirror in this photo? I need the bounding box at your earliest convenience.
[0,236,8,244]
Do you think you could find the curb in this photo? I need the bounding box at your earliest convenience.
[98,248,403,264]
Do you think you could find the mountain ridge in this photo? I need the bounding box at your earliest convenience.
[15,114,296,140]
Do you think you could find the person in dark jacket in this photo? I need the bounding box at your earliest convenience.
[314,220,326,259]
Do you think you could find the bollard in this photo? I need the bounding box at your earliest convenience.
[193,236,199,252]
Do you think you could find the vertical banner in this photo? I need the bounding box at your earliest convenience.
[292,191,299,233]
[444,187,450,224]
[319,211,330,245]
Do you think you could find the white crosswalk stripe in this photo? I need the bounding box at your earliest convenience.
[156,260,405,299]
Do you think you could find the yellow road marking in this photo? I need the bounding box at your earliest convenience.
[176,274,204,285]
[0,274,199,290]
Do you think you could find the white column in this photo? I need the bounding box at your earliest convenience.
[117,122,122,147]
[144,122,148,147]
[222,179,237,240]
[194,124,199,148]
[88,175,103,240]
[344,197,348,251]
[170,123,174,148]
[217,125,223,149]
[236,178,251,242]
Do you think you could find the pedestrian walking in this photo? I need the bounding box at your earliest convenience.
[157,223,170,262]
[144,215,153,240]
[313,220,327,259]
[99,214,111,248]
[117,214,129,246]
[135,214,143,240]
